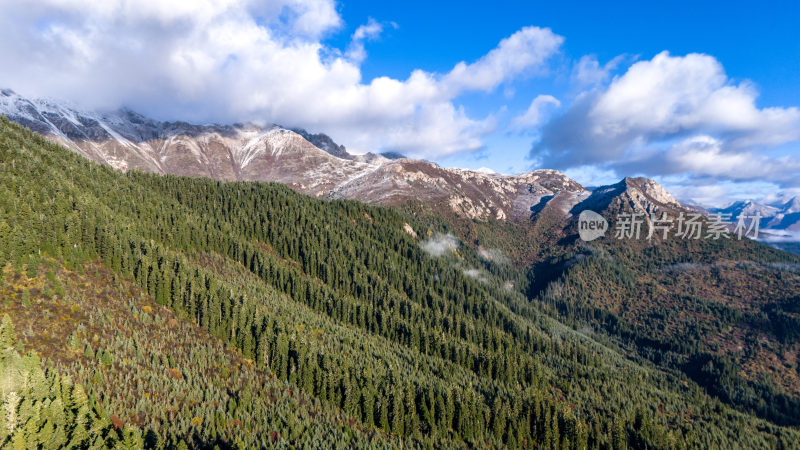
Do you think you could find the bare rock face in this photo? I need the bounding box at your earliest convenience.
[328,160,587,221]
[403,223,418,238]
[630,178,681,208]
[290,128,351,160]
[575,177,681,216]
[8,89,704,225]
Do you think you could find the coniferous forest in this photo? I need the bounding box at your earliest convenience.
[1,115,800,448]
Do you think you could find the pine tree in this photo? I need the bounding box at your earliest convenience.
[0,315,17,355]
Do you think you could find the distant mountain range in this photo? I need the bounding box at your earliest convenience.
[709,199,800,232]
[2,88,592,222]
[2,88,799,244]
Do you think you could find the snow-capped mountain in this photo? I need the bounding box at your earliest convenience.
[330,162,586,220]
[765,197,800,231]
[711,200,778,222]
[709,198,800,232]
[1,89,592,221]
[780,197,800,214]
[0,88,393,196]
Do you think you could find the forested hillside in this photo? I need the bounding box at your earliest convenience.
[535,233,800,428]
[1,115,799,448]
[404,185,800,434]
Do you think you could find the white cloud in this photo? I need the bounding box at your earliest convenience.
[562,165,619,188]
[511,94,560,130]
[477,246,509,264]
[666,183,729,207]
[661,177,792,209]
[420,233,459,257]
[462,268,489,283]
[352,18,383,41]
[346,17,384,64]
[442,27,563,94]
[0,1,562,159]
[660,136,800,180]
[532,51,800,184]
[571,54,626,88]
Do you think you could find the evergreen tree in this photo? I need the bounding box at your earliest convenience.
[0,314,16,355]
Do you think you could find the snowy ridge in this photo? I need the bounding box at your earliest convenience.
[234,129,284,168]
[1,89,699,224]
[707,197,800,232]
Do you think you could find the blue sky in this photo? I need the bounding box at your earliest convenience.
[0,0,798,206]
[333,1,800,172]
[329,0,800,105]
[331,1,799,105]
[331,0,800,205]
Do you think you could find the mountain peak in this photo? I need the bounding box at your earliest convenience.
[515,169,585,193]
[713,199,778,217]
[573,176,681,216]
[782,196,800,213]
[290,128,351,160]
[622,177,681,207]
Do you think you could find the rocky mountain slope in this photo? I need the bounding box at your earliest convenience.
[1,89,588,221]
[572,176,681,216]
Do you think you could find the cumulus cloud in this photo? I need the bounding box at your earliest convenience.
[442,27,563,94]
[570,54,627,89]
[346,18,387,64]
[511,94,560,131]
[0,1,562,159]
[420,233,459,257]
[614,135,800,183]
[531,51,800,186]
